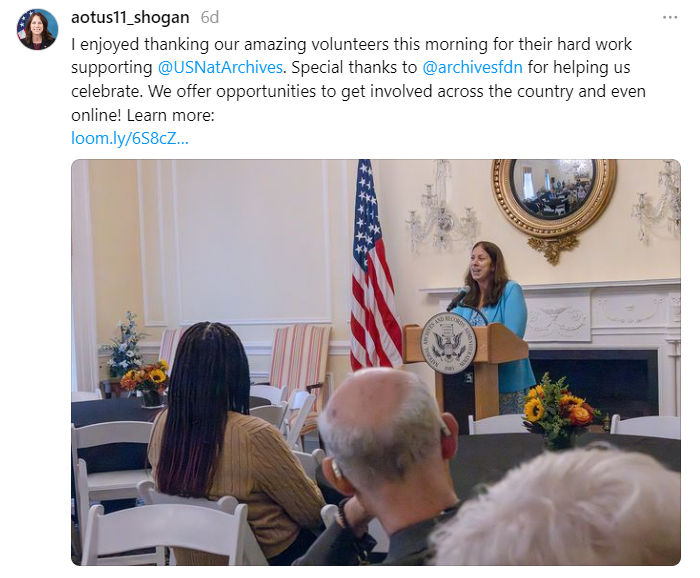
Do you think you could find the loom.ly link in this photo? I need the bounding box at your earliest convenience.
[158,61,285,75]
[70,131,189,148]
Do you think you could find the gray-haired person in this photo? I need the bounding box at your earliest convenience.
[294,367,461,565]
[431,447,681,565]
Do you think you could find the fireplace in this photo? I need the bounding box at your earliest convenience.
[529,349,659,419]
[426,278,680,416]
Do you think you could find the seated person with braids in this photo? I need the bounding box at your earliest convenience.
[148,322,325,565]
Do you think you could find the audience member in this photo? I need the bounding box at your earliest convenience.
[295,368,460,565]
[431,447,681,565]
[148,322,325,565]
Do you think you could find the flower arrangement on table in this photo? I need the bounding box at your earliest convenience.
[101,311,146,379]
[120,359,169,407]
[523,372,601,450]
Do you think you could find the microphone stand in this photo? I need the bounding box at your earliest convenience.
[449,297,489,326]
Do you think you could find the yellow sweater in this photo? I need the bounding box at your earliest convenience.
[148,410,325,563]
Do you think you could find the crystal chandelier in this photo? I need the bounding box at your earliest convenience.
[631,160,681,243]
[406,160,480,252]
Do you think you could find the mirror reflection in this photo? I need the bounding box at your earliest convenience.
[511,160,595,220]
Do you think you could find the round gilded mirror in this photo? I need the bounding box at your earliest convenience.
[511,159,595,220]
[492,159,616,238]
[492,159,616,264]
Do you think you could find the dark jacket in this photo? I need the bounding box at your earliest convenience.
[26,36,54,49]
[294,503,461,566]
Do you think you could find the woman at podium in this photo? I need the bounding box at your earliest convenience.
[452,241,536,414]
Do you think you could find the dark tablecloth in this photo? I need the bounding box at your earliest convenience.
[71,396,271,488]
[449,432,680,500]
[316,432,681,505]
[71,395,271,428]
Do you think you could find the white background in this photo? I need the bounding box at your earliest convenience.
[1,0,695,573]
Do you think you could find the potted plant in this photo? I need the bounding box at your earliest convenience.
[100,312,146,397]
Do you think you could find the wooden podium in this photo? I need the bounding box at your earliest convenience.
[403,323,529,431]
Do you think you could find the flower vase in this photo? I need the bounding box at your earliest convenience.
[545,431,577,451]
[141,389,162,409]
[109,377,123,398]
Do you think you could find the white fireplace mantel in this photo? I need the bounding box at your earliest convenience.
[420,279,681,416]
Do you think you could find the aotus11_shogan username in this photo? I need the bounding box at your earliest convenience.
[71,11,189,27]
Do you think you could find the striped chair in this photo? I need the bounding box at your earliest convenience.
[158,328,184,374]
[267,325,331,440]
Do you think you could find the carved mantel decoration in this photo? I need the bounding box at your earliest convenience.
[492,160,617,264]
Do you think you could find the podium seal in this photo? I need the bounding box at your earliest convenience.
[420,312,477,375]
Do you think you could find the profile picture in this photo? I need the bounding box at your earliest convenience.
[17,9,57,50]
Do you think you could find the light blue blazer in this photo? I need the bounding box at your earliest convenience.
[453,281,536,394]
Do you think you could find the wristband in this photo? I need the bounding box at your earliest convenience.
[336,497,351,529]
[337,498,369,538]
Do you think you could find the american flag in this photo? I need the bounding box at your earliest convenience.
[350,160,403,370]
[17,10,34,40]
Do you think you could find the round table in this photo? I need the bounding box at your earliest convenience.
[316,432,680,504]
[71,396,271,494]
[449,432,680,500]
[71,395,271,428]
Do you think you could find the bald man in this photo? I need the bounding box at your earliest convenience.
[294,368,461,565]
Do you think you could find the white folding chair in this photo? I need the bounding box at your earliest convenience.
[320,504,390,554]
[285,390,316,451]
[250,385,288,406]
[250,402,288,430]
[320,504,338,529]
[610,414,680,440]
[75,462,164,565]
[72,389,103,402]
[82,503,248,566]
[293,448,326,479]
[468,414,529,435]
[71,421,154,548]
[137,481,267,566]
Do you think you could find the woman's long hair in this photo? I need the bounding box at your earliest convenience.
[462,241,510,308]
[154,322,250,497]
[24,12,54,45]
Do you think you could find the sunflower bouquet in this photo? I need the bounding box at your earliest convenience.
[120,359,169,395]
[523,372,600,450]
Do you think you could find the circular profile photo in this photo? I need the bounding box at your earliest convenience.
[17,9,57,50]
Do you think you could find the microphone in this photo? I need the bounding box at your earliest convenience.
[446,286,470,312]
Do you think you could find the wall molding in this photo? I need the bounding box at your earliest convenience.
[342,160,352,324]
[321,159,333,325]
[171,160,334,326]
[156,161,169,325]
[171,160,185,327]
[420,278,681,297]
[72,161,100,392]
[98,340,352,359]
[179,317,334,327]
[136,160,166,327]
